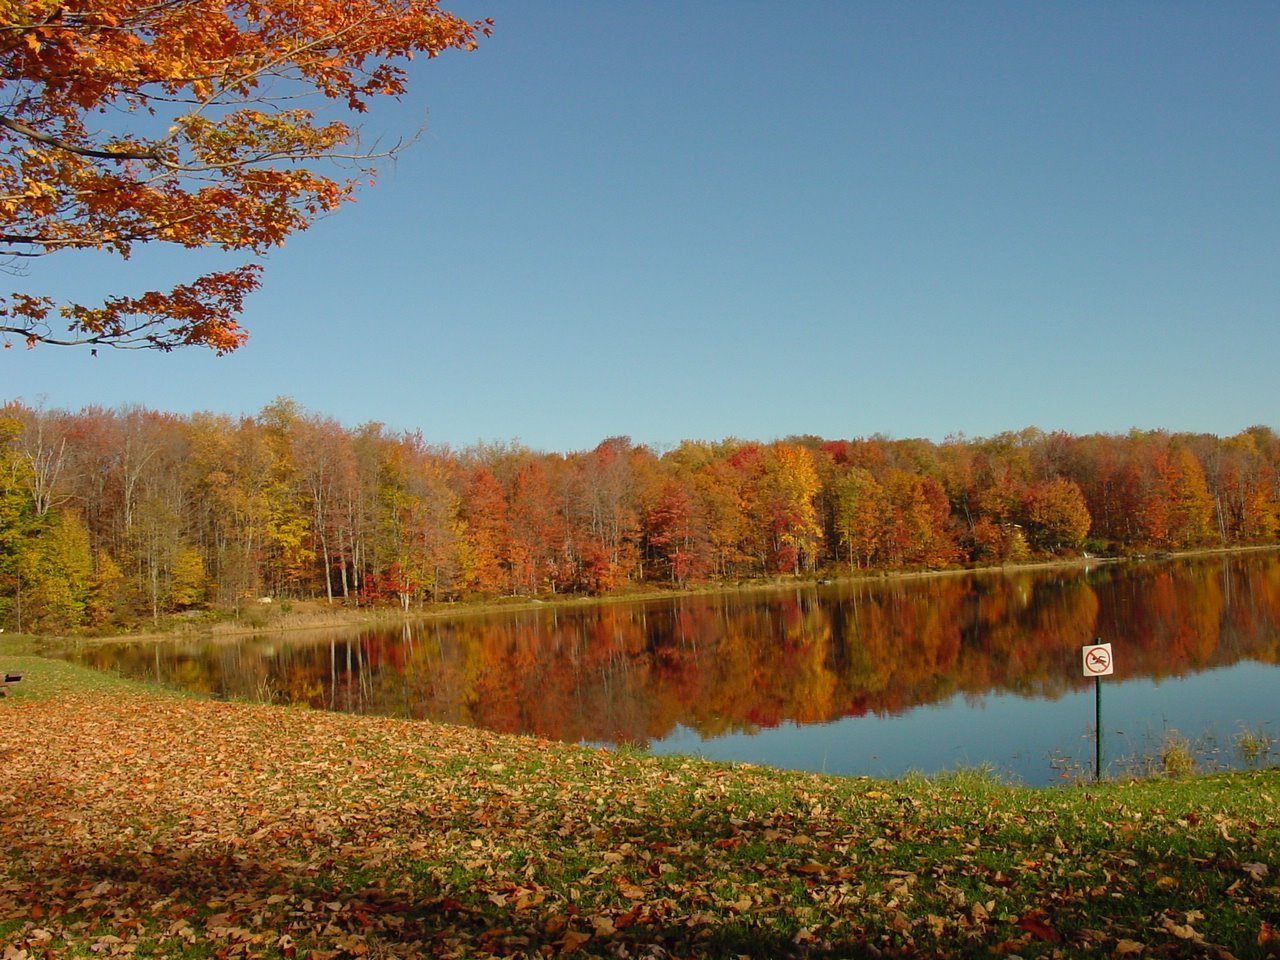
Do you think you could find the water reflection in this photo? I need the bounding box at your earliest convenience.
[63,552,1280,785]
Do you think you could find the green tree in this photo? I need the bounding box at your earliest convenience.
[0,419,38,627]
[86,548,126,628]
[18,511,94,630]
[170,546,208,608]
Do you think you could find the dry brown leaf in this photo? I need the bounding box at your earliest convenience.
[558,929,592,954]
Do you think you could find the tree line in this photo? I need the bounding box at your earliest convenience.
[2,398,1277,631]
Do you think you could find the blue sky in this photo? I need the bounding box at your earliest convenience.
[4,1,1278,453]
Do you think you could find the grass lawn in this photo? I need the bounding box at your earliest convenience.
[2,642,1278,958]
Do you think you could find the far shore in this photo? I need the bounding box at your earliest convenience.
[38,543,1280,648]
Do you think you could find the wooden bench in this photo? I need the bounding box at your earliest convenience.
[0,672,22,698]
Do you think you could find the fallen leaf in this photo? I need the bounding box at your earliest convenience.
[590,915,616,937]
[1016,912,1062,943]
[558,929,591,954]
[1258,922,1276,947]
[1161,917,1200,941]
[795,861,828,875]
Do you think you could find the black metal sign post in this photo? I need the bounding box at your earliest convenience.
[1095,652,1103,781]
[1082,637,1114,781]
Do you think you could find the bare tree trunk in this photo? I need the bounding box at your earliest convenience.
[321,537,333,604]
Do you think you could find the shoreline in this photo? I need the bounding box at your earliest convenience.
[40,543,1280,647]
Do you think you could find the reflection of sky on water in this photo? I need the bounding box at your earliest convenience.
[648,661,1280,786]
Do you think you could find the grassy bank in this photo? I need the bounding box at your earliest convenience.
[2,646,1278,959]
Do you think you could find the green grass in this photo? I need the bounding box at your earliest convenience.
[1,635,187,701]
[2,643,1279,958]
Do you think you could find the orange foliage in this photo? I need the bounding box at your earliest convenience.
[6,399,1280,621]
[1,0,489,350]
[1026,477,1091,551]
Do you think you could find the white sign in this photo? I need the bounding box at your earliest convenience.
[1082,642,1114,677]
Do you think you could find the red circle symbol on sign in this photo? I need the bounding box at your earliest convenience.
[1085,647,1111,674]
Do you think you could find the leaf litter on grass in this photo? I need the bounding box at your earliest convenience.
[2,684,1279,959]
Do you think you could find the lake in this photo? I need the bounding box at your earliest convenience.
[61,551,1280,786]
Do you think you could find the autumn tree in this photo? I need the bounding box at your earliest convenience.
[1025,477,1091,552]
[290,411,360,603]
[369,433,463,608]
[881,469,956,569]
[645,479,711,586]
[676,443,753,579]
[971,515,1030,565]
[567,437,644,593]
[6,402,71,516]
[1167,447,1215,548]
[832,466,883,569]
[761,443,823,574]
[256,399,315,595]
[1060,432,1133,547]
[1235,461,1280,544]
[1,0,489,351]
[460,465,510,595]
[507,459,563,595]
[1132,444,1215,549]
[721,443,770,574]
[183,411,257,605]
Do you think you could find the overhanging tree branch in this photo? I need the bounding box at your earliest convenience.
[0,0,491,352]
[0,116,175,164]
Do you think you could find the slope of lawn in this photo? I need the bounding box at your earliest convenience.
[2,646,1277,959]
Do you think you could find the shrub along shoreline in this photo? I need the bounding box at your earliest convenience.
[1,647,1277,959]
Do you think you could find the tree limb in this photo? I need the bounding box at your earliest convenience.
[0,117,176,166]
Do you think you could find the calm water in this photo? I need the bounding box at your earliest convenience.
[63,552,1280,785]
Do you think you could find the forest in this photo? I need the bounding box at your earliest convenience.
[1,397,1277,632]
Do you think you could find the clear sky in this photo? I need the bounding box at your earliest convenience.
[4,1,1278,453]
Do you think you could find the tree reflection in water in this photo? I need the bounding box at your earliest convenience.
[66,552,1280,785]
